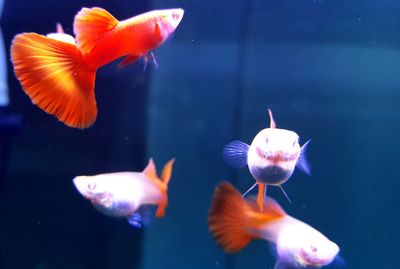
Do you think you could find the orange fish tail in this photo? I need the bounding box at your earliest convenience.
[208,182,253,253]
[155,159,175,218]
[11,33,97,128]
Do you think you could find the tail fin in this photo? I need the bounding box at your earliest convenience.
[155,159,175,218]
[208,182,286,253]
[10,33,97,129]
[142,158,175,218]
[208,182,253,253]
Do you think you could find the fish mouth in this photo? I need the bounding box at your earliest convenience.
[168,8,184,30]
[256,147,299,162]
[249,165,292,185]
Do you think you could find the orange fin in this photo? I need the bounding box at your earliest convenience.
[257,183,265,211]
[118,54,141,68]
[155,158,175,218]
[143,158,159,180]
[73,7,119,54]
[208,182,253,253]
[11,33,97,129]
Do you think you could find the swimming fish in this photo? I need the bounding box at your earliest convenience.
[73,158,175,227]
[208,182,340,269]
[10,7,184,129]
[223,109,310,209]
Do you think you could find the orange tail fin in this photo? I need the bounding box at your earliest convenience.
[208,182,253,253]
[208,182,287,253]
[155,159,175,218]
[142,158,175,218]
[10,33,97,129]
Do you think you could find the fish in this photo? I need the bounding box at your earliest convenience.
[10,7,184,129]
[73,158,175,227]
[208,182,340,269]
[223,109,310,209]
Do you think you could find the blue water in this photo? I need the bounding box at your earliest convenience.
[1,0,400,268]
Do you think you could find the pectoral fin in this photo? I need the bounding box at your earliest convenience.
[223,140,249,168]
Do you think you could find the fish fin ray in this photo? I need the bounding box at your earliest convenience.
[74,7,119,54]
[297,139,311,175]
[143,158,159,179]
[11,33,97,129]
[155,158,175,218]
[208,182,253,253]
[127,206,154,228]
[223,140,249,168]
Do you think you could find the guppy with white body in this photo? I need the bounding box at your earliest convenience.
[73,158,174,227]
[223,109,310,209]
[208,182,340,269]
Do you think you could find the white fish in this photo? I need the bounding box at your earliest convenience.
[73,158,175,227]
[208,182,340,269]
[223,109,310,209]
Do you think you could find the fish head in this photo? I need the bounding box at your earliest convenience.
[247,128,301,185]
[151,8,184,42]
[296,234,340,267]
[73,175,113,207]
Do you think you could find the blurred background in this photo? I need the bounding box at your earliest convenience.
[1,0,400,268]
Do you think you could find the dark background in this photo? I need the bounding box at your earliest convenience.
[1,0,400,269]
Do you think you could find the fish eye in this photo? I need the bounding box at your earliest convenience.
[88,182,97,190]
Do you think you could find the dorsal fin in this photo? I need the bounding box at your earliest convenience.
[142,158,159,180]
[73,7,119,54]
[268,108,276,128]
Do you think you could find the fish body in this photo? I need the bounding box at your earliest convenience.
[223,109,310,208]
[10,7,184,129]
[73,158,175,227]
[208,182,339,269]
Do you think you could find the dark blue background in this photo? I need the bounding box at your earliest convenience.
[1,0,400,268]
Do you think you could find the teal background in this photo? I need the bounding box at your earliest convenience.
[1,0,400,268]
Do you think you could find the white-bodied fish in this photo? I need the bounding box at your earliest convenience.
[223,109,310,209]
[208,182,340,269]
[73,158,175,227]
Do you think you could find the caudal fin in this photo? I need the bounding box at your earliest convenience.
[208,182,287,253]
[208,182,253,253]
[142,158,175,218]
[10,33,97,128]
[154,159,175,218]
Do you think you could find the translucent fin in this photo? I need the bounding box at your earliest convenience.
[278,185,292,204]
[242,182,258,197]
[10,33,97,129]
[223,140,249,168]
[73,7,119,54]
[142,52,159,71]
[208,182,253,253]
[126,206,154,228]
[296,139,311,175]
[268,108,276,128]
